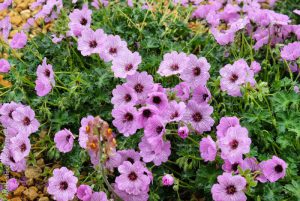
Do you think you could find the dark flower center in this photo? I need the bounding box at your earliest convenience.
[128,172,138,181]
[124,94,132,102]
[109,47,117,54]
[152,96,161,104]
[231,163,239,171]
[193,67,201,76]
[127,157,134,163]
[226,185,236,195]
[9,156,15,163]
[156,126,163,134]
[66,135,71,142]
[192,112,202,122]
[202,94,209,101]
[23,117,31,126]
[89,40,98,48]
[124,113,134,122]
[274,164,283,173]
[8,110,13,119]
[230,74,238,83]
[45,69,51,77]
[125,64,133,71]
[170,111,179,120]
[134,84,144,93]
[20,143,26,152]
[59,181,68,190]
[230,140,239,150]
[80,18,88,25]
[142,109,152,118]
[170,64,179,71]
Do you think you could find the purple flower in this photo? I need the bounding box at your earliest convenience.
[218,126,251,163]
[162,174,174,186]
[10,32,27,49]
[118,149,141,164]
[105,151,122,170]
[281,42,300,61]
[180,54,210,88]
[113,183,149,201]
[138,105,159,127]
[0,59,10,73]
[211,173,247,201]
[0,102,22,128]
[222,159,244,174]
[100,35,128,62]
[216,116,240,139]
[139,136,171,166]
[183,100,214,134]
[35,77,52,97]
[115,161,151,195]
[294,86,299,94]
[6,178,19,192]
[144,116,165,137]
[47,167,78,201]
[260,156,287,182]
[178,126,189,139]
[112,50,141,78]
[52,34,64,44]
[294,9,300,15]
[158,51,189,76]
[36,58,55,85]
[163,101,186,123]
[91,192,108,201]
[68,4,92,37]
[9,134,31,162]
[146,92,168,111]
[173,82,190,101]
[210,27,235,46]
[0,147,26,172]
[0,0,12,11]
[77,184,93,201]
[112,106,140,137]
[199,135,217,162]
[12,106,40,135]
[250,61,261,74]
[192,85,211,104]
[0,17,11,41]
[112,84,138,108]
[54,129,74,153]
[79,115,94,149]
[78,28,106,56]
[126,72,154,102]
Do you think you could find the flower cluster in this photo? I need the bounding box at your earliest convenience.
[76,184,108,201]
[35,58,55,97]
[0,102,40,172]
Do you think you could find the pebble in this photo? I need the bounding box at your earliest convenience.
[23,186,39,201]
[14,186,27,196]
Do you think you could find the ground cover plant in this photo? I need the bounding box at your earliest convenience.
[0,0,300,200]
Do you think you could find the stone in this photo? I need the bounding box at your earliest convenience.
[10,15,23,25]
[37,158,45,167]
[25,166,42,179]
[14,186,27,196]
[11,198,22,201]
[38,197,49,201]
[20,10,31,19]
[23,186,39,201]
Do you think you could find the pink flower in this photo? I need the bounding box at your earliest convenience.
[0,17,11,41]
[9,134,31,162]
[294,86,299,94]
[0,59,10,73]
[112,84,138,108]
[68,4,92,37]
[47,167,78,201]
[113,183,149,201]
[10,32,27,49]
[260,156,287,182]
[210,27,235,46]
[281,42,300,61]
[35,77,52,97]
[250,61,261,74]
[211,173,247,201]
[6,178,19,192]
[118,149,141,164]
[183,100,214,134]
[91,192,108,201]
[144,116,165,137]
[294,9,300,15]
[12,106,40,135]
[158,51,189,76]
[199,135,217,162]
[0,102,22,128]
[192,85,211,104]
[178,126,189,139]
[162,174,174,186]
[100,35,128,62]
[77,28,106,56]
[0,147,26,172]
[138,105,159,127]
[36,58,55,85]
[115,161,151,195]
[77,184,93,201]
[222,159,244,173]
[216,116,240,139]
[111,50,141,78]
[163,101,186,123]
[79,115,94,149]
[146,92,168,111]
[173,82,190,101]
[105,150,122,170]
[54,129,75,153]
[218,126,251,163]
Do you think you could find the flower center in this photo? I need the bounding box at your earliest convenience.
[274,164,283,173]
[128,172,138,181]
[192,112,202,122]
[226,185,236,195]
[230,140,239,150]
[124,113,134,122]
[152,96,161,104]
[202,94,209,101]
[170,64,179,71]
[20,143,26,152]
[23,117,31,126]
[193,67,201,76]
[134,84,144,93]
[142,109,152,118]
[9,156,15,163]
[59,181,68,190]
[156,126,163,134]
[109,47,117,54]
[66,135,71,142]
[125,64,133,71]
[89,40,98,48]
[170,111,179,120]
[127,157,134,163]
[231,163,239,171]
[80,18,87,25]
[45,69,51,77]
[85,125,90,133]
[8,110,13,119]
[124,94,132,102]
[230,74,238,83]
